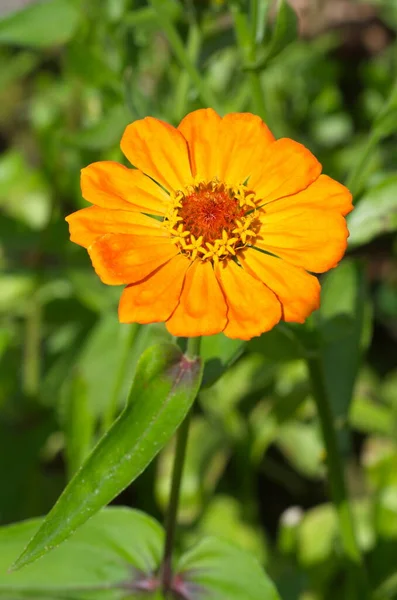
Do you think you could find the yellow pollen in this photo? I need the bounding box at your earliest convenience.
[163,180,259,262]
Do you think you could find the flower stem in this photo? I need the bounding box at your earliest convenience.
[149,0,220,111]
[308,358,368,598]
[160,409,191,595]
[160,337,201,595]
[186,336,201,360]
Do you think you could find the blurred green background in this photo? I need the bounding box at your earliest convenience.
[1,0,397,598]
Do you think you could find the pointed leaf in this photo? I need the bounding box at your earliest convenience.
[316,260,371,452]
[13,342,202,570]
[266,0,298,61]
[201,334,244,388]
[247,323,308,361]
[176,537,280,600]
[2,507,163,599]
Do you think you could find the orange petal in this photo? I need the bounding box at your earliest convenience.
[119,254,190,324]
[255,207,348,273]
[88,234,178,285]
[178,108,222,181]
[239,248,320,323]
[215,260,281,340]
[263,174,353,216]
[81,161,168,214]
[66,206,167,249]
[120,117,193,191]
[215,113,275,186]
[249,138,322,204]
[166,260,227,337]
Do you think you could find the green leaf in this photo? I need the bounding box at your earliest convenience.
[0,150,51,231]
[298,501,374,568]
[0,0,81,48]
[2,507,163,599]
[61,375,95,479]
[316,260,370,452]
[201,334,244,388]
[372,79,397,139]
[176,537,280,600]
[267,0,298,57]
[277,422,325,479]
[12,342,202,571]
[297,503,338,568]
[253,0,298,69]
[247,323,308,361]
[199,496,268,563]
[71,314,138,418]
[348,175,397,247]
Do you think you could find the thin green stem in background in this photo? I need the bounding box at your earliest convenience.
[308,358,369,599]
[160,336,201,595]
[23,296,41,399]
[160,409,191,595]
[149,0,220,112]
[231,1,267,120]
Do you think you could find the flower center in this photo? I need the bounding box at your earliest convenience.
[163,180,259,262]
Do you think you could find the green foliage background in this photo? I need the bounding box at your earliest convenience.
[1,0,397,598]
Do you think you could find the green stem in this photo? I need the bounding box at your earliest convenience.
[149,0,219,111]
[23,296,41,399]
[160,409,192,595]
[231,2,267,120]
[160,337,201,595]
[186,336,201,360]
[308,358,368,598]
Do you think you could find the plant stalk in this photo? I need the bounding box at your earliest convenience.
[160,411,191,595]
[160,337,201,595]
[308,358,368,598]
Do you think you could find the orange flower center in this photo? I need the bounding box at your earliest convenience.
[163,180,259,262]
[179,185,245,245]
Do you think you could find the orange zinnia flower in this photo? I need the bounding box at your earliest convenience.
[66,109,352,340]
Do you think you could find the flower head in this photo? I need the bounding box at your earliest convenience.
[66,109,352,340]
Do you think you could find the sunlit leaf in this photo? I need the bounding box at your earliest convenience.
[176,537,280,600]
[2,507,163,599]
[12,343,202,570]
